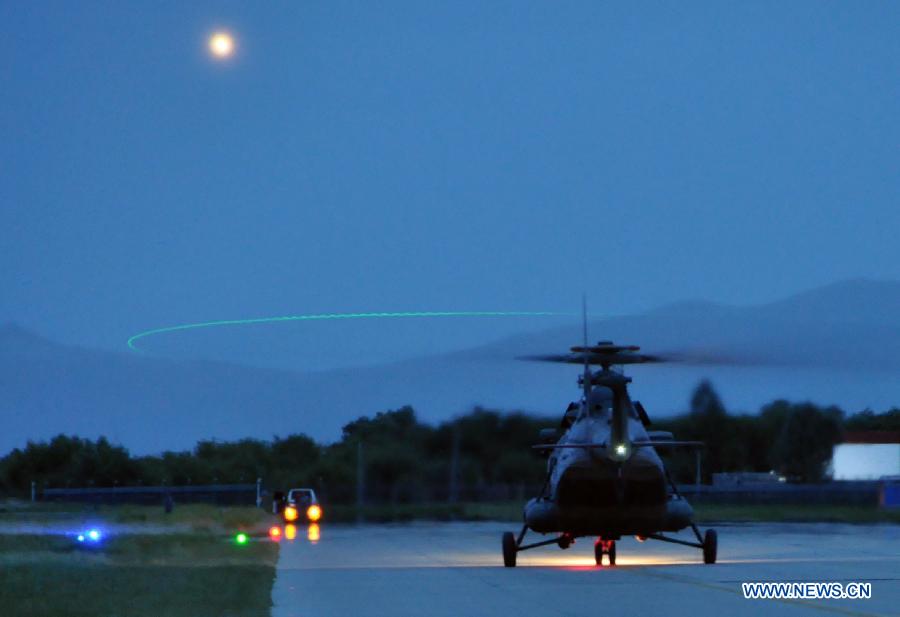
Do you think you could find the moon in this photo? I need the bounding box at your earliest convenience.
[208,31,235,59]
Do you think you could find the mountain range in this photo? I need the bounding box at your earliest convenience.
[3,278,899,455]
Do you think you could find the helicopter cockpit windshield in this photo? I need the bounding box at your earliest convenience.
[584,387,613,419]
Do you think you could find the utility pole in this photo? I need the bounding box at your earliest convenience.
[695,450,702,486]
[356,441,365,523]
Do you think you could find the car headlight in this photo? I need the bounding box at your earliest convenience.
[306,504,322,522]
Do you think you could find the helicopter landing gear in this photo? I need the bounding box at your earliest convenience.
[644,523,718,564]
[502,525,578,567]
[703,529,717,564]
[594,539,616,566]
[502,532,517,567]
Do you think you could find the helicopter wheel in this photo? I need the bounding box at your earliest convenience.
[703,529,717,564]
[594,539,616,566]
[502,532,517,567]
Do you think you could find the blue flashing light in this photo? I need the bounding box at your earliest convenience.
[76,528,103,545]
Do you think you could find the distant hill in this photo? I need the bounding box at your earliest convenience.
[3,279,900,455]
[457,278,900,364]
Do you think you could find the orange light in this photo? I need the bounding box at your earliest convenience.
[284,505,298,521]
[285,524,297,541]
[306,504,322,522]
[307,523,320,544]
[269,526,282,541]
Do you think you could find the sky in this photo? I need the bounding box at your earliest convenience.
[2,1,899,371]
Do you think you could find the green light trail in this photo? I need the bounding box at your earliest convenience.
[127,311,563,352]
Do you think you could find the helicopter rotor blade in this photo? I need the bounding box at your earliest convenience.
[581,295,591,400]
[518,346,782,368]
[632,440,705,449]
[519,351,666,366]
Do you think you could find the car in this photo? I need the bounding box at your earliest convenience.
[282,488,322,523]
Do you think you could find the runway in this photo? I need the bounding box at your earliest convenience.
[271,521,899,617]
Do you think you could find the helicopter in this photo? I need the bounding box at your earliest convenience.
[501,315,718,567]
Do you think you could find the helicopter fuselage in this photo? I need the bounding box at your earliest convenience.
[503,341,717,567]
[524,386,693,538]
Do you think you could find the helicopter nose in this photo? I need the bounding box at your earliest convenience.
[557,464,618,507]
[610,441,630,461]
[557,453,666,508]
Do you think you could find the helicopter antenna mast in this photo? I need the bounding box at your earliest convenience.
[582,294,591,401]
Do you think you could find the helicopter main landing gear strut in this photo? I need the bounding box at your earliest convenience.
[594,539,616,566]
[644,523,717,564]
[502,523,717,567]
[502,524,567,567]
[503,525,615,568]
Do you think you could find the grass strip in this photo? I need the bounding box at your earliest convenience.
[0,533,278,617]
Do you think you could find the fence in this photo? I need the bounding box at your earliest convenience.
[677,481,882,506]
[28,480,892,508]
[38,483,263,506]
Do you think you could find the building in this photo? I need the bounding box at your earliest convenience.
[830,432,900,481]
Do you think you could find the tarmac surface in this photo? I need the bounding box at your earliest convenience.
[272,521,899,617]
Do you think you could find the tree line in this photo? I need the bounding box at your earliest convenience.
[2,381,897,501]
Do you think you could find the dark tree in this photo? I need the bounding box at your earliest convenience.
[845,408,900,432]
[769,403,843,482]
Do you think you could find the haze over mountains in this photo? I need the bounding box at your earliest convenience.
[3,279,900,455]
